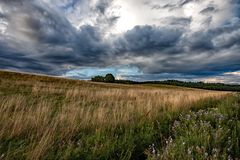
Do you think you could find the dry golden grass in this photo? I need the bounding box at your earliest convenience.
[0,71,230,159]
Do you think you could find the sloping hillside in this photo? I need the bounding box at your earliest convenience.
[0,70,238,160]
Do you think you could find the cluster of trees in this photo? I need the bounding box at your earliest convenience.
[91,74,115,83]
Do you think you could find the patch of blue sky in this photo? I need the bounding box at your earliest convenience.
[60,0,78,11]
[63,65,143,79]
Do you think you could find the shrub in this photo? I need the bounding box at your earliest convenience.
[91,74,115,83]
[91,75,105,82]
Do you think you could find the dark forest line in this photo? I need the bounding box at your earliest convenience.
[91,74,240,91]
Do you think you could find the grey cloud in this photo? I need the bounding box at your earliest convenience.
[200,6,216,14]
[0,49,55,74]
[180,0,195,6]
[0,12,6,19]
[60,0,118,30]
[151,4,175,10]
[151,3,180,11]
[157,17,192,27]
[110,17,240,75]
[95,0,113,14]
[169,17,192,26]
[183,18,240,51]
[150,0,196,10]
[0,0,112,73]
[113,25,184,55]
[1,0,76,44]
[0,0,25,5]
[213,29,240,48]
[183,31,214,51]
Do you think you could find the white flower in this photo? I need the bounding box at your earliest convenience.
[204,152,208,157]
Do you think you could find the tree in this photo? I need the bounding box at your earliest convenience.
[105,74,115,83]
[91,75,105,82]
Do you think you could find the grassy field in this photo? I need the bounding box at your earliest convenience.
[0,71,239,160]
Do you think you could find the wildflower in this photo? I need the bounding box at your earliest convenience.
[228,155,233,160]
[227,146,232,152]
[77,140,82,147]
[213,154,217,158]
[228,139,232,145]
[212,148,218,153]
[204,152,208,157]
[188,148,192,155]
[186,114,191,120]
[165,140,169,145]
[1,154,4,158]
[173,120,180,128]
[149,143,157,155]
[170,137,173,142]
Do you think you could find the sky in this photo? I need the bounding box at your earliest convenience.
[0,0,240,83]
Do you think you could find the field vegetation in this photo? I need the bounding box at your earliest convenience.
[0,71,238,160]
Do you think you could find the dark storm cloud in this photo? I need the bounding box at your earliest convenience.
[213,30,240,49]
[25,11,74,44]
[113,25,184,55]
[110,17,240,75]
[0,12,5,18]
[0,48,54,74]
[183,31,214,51]
[179,17,240,53]
[41,25,110,67]
[0,0,76,44]
[0,0,113,73]
[0,33,57,74]
[0,0,76,73]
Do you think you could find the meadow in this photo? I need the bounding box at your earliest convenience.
[0,71,239,160]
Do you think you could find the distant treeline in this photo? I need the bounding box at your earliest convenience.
[142,80,240,92]
[92,74,240,91]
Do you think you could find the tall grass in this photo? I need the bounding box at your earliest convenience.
[0,71,231,159]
